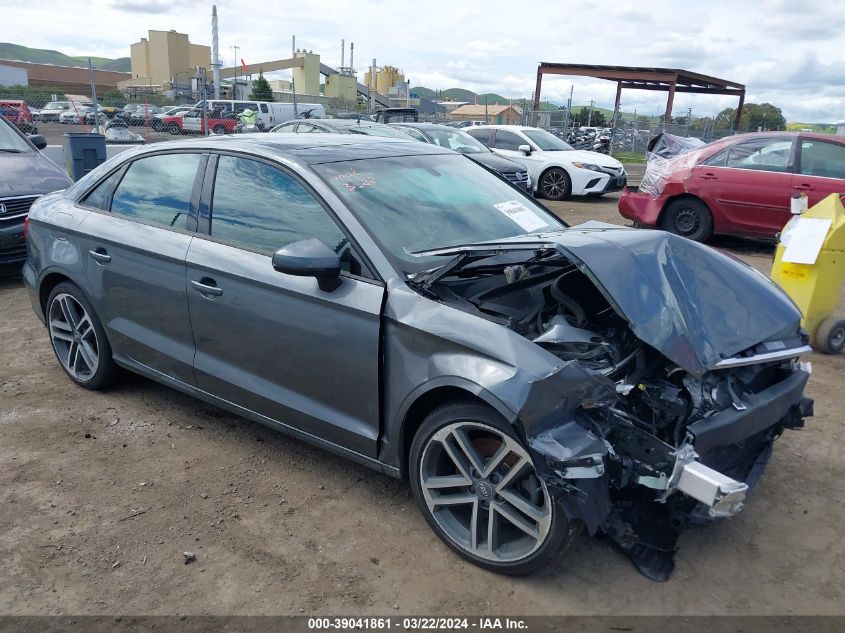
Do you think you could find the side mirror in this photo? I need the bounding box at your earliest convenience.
[28,135,47,150]
[518,144,532,156]
[272,238,342,291]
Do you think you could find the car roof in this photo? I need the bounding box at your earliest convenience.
[114,133,451,165]
[390,122,458,132]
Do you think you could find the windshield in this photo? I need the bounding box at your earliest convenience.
[44,103,65,110]
[313,154,562,274]
[425,129,488,154]
[522,129,573,151]
[0,119,32,152]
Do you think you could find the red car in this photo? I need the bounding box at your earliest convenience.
[619,132,845,241]
[0,100,36,134]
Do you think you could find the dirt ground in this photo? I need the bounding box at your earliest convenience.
[1,185,844,616]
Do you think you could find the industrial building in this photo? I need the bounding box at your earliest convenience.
[0,63,28,87]
[364,65,405,96]
[0,59,129,92]
[122,29,211,90]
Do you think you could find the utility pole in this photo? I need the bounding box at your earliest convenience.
[230,45,240,99]
[370,58,377,113]
[291,36,298,117]
[587,99,594,127]
[563,85,573,131]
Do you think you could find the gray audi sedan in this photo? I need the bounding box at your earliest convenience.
[24,135,812,581]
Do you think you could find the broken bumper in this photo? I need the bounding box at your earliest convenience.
[617,188,664,226]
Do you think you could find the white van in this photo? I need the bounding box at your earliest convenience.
[196,100,325,130]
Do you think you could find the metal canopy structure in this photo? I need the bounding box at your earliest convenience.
[533,63,746,129]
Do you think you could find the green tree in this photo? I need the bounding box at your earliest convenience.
[574,107,606,127]
[250,72,273,102]
[714,102,786,132]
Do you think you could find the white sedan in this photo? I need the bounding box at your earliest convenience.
[466,125,626,200]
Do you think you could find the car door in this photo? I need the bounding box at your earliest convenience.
[185,153,385,457]
[490,129,544,180]
[793,137,845,207]
[75,151,206,384]
[181,109,201,133]
[688,136,795,236]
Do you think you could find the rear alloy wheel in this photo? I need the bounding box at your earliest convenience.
[539,167,572,201]
[816,317,845,354]
[662,198,713,242]
[410,401,574,575]
[47,282,120,390]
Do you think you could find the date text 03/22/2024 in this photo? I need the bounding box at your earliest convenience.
[307,617,528,630]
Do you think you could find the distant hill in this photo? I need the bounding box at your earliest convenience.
[0,43,130,72]
[787,122,837,134]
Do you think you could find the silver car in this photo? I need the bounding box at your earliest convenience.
[23,135,812,580]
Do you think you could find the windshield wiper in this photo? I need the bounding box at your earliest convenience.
[0,148,24,153]
[406,240,560,289]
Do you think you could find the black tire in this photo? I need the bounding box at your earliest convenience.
[816,317,845,354]
[46,282,121,390]
[167,123,180,135]
[661,197,713,242]
[539,167,572,201]
[213,124,226,135]
[409,399,575,575]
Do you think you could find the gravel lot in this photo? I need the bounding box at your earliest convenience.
[1,174,844,616]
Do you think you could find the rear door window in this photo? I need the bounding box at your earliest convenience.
[110,153,202,230]
[466,128,492,147]
[798,140,845,180]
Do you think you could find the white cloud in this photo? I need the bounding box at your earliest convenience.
[4,0,845,121]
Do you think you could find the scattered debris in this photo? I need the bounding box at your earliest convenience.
[183,551,196,564]
[111,561,120,569]
[117,510,146,523]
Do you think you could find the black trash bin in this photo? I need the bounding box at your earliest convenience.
[64,132,107,181]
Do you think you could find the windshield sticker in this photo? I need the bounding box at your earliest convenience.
[494,200,547,232]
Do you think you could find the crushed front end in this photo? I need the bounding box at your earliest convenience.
[411,228,814,580]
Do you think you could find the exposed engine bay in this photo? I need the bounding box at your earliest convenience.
[417,247,813,580]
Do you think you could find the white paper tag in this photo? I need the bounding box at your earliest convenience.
[782,217,832,265]
[494,200,547,232]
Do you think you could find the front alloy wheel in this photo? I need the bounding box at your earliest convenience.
[411,402,573,575]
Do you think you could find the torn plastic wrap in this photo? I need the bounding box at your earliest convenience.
[639,133,707,198]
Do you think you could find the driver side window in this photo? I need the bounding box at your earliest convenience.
[210,156,358,270]
[724,138,793,172]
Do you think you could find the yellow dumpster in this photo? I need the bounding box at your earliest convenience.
[771,193,845,354]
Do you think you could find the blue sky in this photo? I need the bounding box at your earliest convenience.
[4,0,845,122]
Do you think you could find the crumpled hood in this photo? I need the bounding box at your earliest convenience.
[422,226,801,375]
[538,228,801,375]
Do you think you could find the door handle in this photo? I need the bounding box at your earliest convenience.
[699,173,718,180]
[191,278,223,297]
[88,248,111,264]
[794,184,814,191]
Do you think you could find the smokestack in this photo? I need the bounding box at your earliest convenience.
[211,5,220,99]
[350,42,354,72]
[341,39,345,69]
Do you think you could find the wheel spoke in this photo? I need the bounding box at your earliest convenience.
[77,340,97,372]
[66,341,78,372]
[58,296,78,329]
[50,318,73,333]
[430,492,476,507]
[495,501,539,539]
[76,314,93,337]
[469,501,480,550]
[487,505,499,552]
[440,437,474,480]
[481,442,511,479]
[51,329,74,342]
[450,428,485,474]
[494,455,529,492]
[498,488,547,522]
[423,474,470,490]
